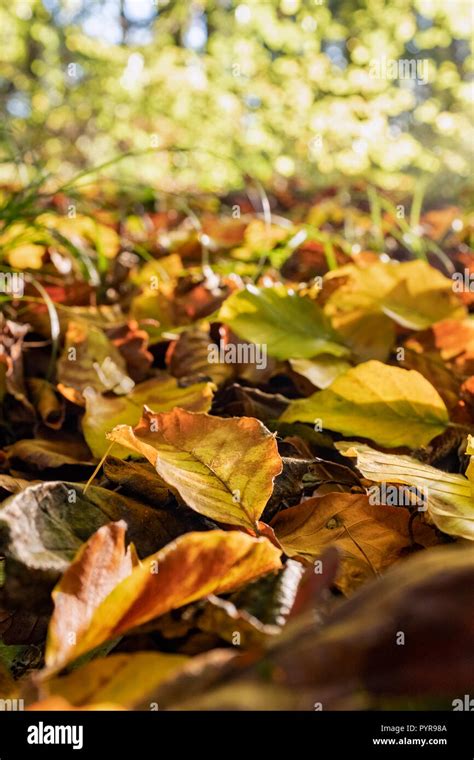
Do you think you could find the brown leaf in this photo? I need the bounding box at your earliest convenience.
[26,379,65,429]
[106,320,153,383]
[45,521,133,671]
[272,492,437,592]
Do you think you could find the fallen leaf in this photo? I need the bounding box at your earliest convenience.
[280,361,449,448]
[45,528,282,670]
[82,374,215,458]
[154,545,474,710]
[57,319,134,397]
[45,521,133,673]
[289,356,351,390]
[25,379,65,429]
[324,260,465,334]
[406,318,474,375]
[165,327,234,385]
[5,435,94,473]
[339,441,474,540]
[0,481,208,611]
[106,320,154,383]
[103,456,170,504]
[219,284,349,360]
[272,492,436,587]
[108,408,283,531]
[43,651,188,708]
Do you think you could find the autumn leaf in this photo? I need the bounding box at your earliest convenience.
[166,327,234,385]
[45,528,282,670]
[406,318,474,375]
[5,434,94,473]
[324,260,466,334]
[272,492,436,588]
[280,360,449,448]
[338,441,474,540]
[103,456,170,504]
[82,374,215,458]
[57,320,134,397]
[219,284,349,360]
[26,379,65,429]
[107,408,283,531]
[289,356,351,390]
[157,545,474,710]
[0,481,207,611]
[45,521,134,673]
[45,652,188,709]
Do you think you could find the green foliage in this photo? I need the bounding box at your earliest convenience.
[0,0,472,192]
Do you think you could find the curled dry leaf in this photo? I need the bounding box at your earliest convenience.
[45,528,282,671]
[45,521,134,674]
[108,408,283,531]
[106,320,154,383]
[26,379,65,429]
[0,317,35,420]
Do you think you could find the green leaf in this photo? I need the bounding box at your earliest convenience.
[219,284,349,360]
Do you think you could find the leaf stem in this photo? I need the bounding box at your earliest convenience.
[83,442,115,494]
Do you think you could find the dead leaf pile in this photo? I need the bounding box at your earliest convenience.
[1,187,473,711]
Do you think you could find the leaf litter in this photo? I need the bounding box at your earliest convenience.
[0,186,473,710]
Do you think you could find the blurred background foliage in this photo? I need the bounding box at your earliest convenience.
[0,0,472,195]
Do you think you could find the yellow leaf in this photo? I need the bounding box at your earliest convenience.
[107,408,282,530]
[46,652,188,709]
[45,528,282,671]
[339,442,474,541]
[289,356,351,389]
[280,360,449,448]
[325,260,465,332]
